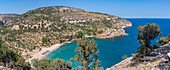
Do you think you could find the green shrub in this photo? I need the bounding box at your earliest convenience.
[75,31,83,38]
[122,55,128,60]
[97,30,103,34]
[157,34,170,45]
[87,32,91,36]
[42,37,50,44]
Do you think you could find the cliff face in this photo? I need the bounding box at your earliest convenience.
[107,42,170,70]
[0,6,132,59]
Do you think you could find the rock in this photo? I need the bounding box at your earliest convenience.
[167,53,170,58]
[12,25,20,30]
[167,53,170,61]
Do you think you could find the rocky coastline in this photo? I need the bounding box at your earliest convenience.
[87,21,132,39]
[107,42,170,70]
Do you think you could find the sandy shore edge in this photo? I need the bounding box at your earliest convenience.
[26,43,63,63]
[26,39,77,63]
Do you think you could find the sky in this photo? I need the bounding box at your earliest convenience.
[0,0,170,18]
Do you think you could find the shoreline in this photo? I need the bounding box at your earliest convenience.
[26,39,77,63]
[27,33,130,64]
[26,34,126,63]
[42,39,77,58]
[26,43,63,63]
[26,23,132,63]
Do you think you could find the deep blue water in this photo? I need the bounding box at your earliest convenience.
[45,18,170,69]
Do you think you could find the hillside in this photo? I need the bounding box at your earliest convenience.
[0,6,132,59]
[107,42,170,70]
[0,14,17,25]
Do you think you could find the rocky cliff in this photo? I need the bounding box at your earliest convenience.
[107,42,170,70]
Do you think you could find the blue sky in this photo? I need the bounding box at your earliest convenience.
[0,0,170,18]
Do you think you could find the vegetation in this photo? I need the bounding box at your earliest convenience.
[0,38,31,70]
[122,55,128,60]
[42,37,50,44]
[133,23,162,61]
[31,58,72,70]
[0,36,72,70]
[75,31,84,38]
[157,34,170,45]
[97,30,103,34]
[73,36,103,70]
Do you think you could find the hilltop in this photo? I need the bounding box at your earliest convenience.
[0,6,132,59]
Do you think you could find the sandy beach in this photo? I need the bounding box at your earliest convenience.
[26,39,77,63]
[26,43,63,63]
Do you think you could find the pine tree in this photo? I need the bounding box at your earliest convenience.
[74,36,102,70]
[136,23,161,60]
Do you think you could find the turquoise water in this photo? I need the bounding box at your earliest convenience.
[45,18,170,69]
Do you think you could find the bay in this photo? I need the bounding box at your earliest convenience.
[45,18,170,69]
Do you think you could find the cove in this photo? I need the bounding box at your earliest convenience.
[45,18,170,69]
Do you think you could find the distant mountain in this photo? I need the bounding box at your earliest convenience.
[0,14,18,25]
[0,6,132,58]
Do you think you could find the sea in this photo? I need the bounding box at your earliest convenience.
[45,18,170,69]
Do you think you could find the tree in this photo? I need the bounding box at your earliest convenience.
[14,57,30,70]
[0,46,19,67]
[157,34,170,45]
[0,38,31,70]
[42,37,50,44]
[51,58,72,70]
[75,31,83,38]
[92,30,96,35]
[136,23,161,60]
[39,59,50,70]
[31,58,72,70]
[87,32,91,36]
[31,59,40,69]
[74,36,102,70]
[0,37,2,46]
[97,30,103,34]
